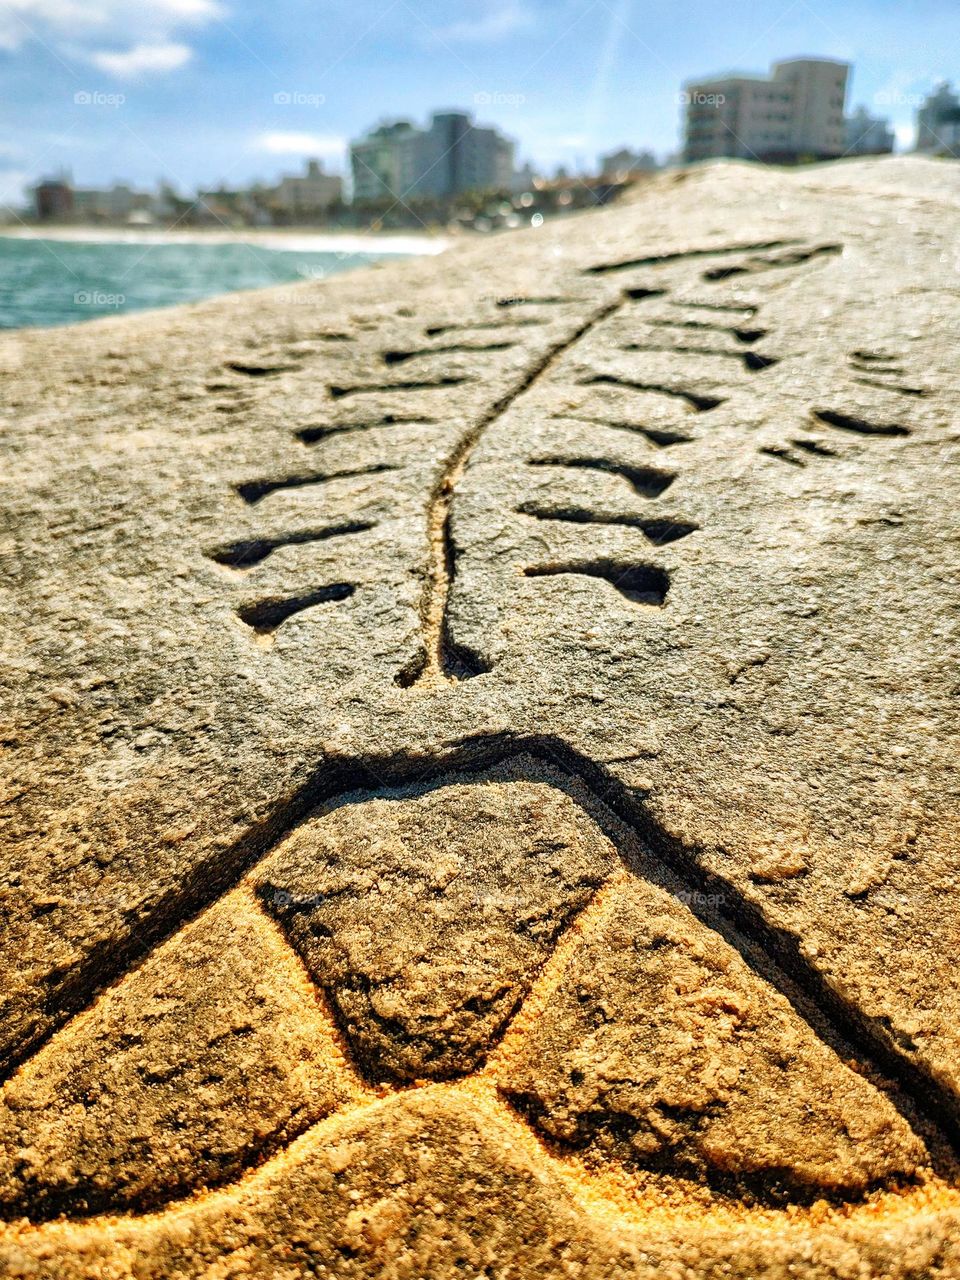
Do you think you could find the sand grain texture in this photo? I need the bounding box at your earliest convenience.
[1,156,959,1276]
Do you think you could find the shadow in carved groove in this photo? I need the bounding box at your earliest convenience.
[296,416,436,445]
[329,376,474,399]
[583,240,799,275]
[517,503,698,545]
[383,342,515,364]
[702,243,842,281]
[235,464,396,505]
[523,561,670,605]
[580,374,725,412]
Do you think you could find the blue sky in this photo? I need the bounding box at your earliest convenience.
[0,0,957,203]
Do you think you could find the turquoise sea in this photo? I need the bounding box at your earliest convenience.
[0,232,440,330]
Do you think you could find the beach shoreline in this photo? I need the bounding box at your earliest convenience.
[0,224,451,255]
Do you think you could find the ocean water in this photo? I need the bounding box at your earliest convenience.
[0,232,442,330]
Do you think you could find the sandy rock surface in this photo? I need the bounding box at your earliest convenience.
[0,156,958,1276]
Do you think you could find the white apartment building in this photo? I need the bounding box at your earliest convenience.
[272,159,342,215]
[350,121,421,203]
[409,112,514,199]
[351,111,515,203]
[683,58,849,163]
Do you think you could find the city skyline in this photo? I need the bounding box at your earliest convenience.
[22,74,956,224]
[2,0,960,205]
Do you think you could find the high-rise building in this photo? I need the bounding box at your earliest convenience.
[683,58,849,164]
[272,159,342,216]
[915,83,960,156]
[843,106,895,156]
[33,177,73,220]
[350,121,421,204]
[409,111,514,199]
[350,111,515,203]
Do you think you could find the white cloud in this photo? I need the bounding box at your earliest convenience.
[87,40,192,76]
[151,0,223,17]
[435,1,534,44]
[253,132,346,159]
[0,0,223,72]
[0,1,87,50]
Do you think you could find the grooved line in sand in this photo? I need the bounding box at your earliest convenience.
[5,734,958,1206]
[14,753,958,1226]
[414,295,625,687]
